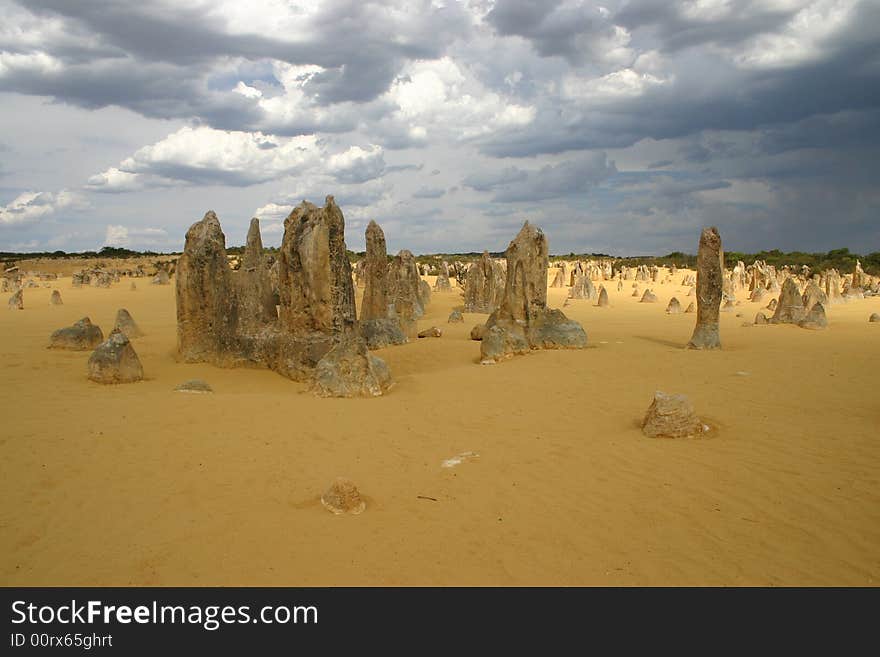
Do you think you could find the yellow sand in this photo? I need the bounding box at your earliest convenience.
[1,272,878,586]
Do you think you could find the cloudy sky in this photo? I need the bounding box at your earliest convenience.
[1,0,878,255]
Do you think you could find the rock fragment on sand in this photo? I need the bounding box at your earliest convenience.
[870,313,880,323]
[754,312,769,325]
[639,289,657,303]
[175,379,213,393]
[684,301,695,313]
[49,317,104,350]
[666,297,682,314]
[418,326,442,338]
[50,290,63,305]
[641,391,707,438]
[448,309,464,323]
[87,328,144,384]
[321,478,366,515]
[470,324,486,340]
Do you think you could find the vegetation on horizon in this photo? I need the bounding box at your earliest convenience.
[3,246,879,276]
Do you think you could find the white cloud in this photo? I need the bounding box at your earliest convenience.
[103,225,168,247]
[563,68,671,101]
[327,145,386,184]
[111,126,322,186]
[0,189,83,225]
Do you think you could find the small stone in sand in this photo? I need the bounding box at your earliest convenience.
[321,478,366,515]
[418,327,442,338]
[175,379,213,394]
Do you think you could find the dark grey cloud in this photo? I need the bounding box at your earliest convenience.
[462,166,529,191]
[490,153,617,202]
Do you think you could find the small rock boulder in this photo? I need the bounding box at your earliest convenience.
[49,317,104,350]
[175,379,213,393]
[87,328,144,384]
[312,336,392,398]
[666,297,682,314]
[870,313,880,323]
[754,312,769,325]
[418,326,442,338]
[639,289,657,303]
[684,301,695,313]
[470,324,486,341]
[49,290,63,305]
[321,477,366,515]
[641,391,707,439]
[448,309,464,323]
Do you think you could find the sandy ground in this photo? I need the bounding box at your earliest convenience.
[1,272,878,586]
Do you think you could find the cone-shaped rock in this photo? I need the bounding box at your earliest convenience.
[312,336,392,398]
[869,313,879,322]
[798,301,827,330]
[666,297,682,314]
[597,286,609,307]
[569,273,597,300]
[360,221,407,349]
[770,278,806,324]
[684,301,695,313]
[641,391,706,438]
[480,222,586,363]
[687,227,723,350]
[321,478,366,515]
[49,317,104,350]
[235,218,278,332]
[550,268,565,288]
[87,328,144,384]
[640,289,658,303]
[385,249,424,338]
[114,308,143,338]
[448,309,463,323]
[50,290,63,305]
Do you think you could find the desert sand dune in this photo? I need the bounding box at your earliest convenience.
[1,270,878,586]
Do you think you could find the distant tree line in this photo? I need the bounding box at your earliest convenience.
[3,245,878,276]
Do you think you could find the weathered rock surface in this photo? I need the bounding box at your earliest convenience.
[568,273,597,300]
[754,312,769,325]
[666,297,682,314]
[480,222,586,363]
[234,217,278,333]
[386,249,424,338]
[321,478,366,515]
[49,317,104,350]
[176,211,238,363]
[114,308,143,338]
[50,290,63,305]
[470,324,486,340]
[87,328,144,384]
[418,326,442,338]
[641,391,706,438]
[312,336,392,398]
[798,301,827,330]
[462,251,504,313]
[869,313,879,322]
[359,221,407,349]
[771,278,806,325]
[152,270,170,285]
[687,227,723,350]
[8,289,23,310]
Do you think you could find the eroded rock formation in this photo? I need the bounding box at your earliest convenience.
[687,227,723,350]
